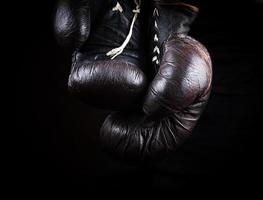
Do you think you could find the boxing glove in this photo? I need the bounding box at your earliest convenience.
[54,0,148,110]
[100,1,213,159]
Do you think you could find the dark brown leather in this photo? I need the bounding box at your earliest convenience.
[55,0,212,160]
[100,1,212,160]
[101,35,212,159]
[144,34,212,117]
[54,0,109,48]
[54,0,149,111]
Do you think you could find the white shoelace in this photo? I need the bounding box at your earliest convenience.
[112,2,123,13]
[152,7,160,66]
[106,0,141,60]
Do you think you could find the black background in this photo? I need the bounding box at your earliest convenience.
[18,0,262,195]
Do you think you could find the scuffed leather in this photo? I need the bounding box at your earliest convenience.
[55,0,212,160]
[69,53,147,110]
[101,35,212,159]
[54,0,115,48]
[100,2,212,159]
[143,34,212,117]
[54,0,148,110]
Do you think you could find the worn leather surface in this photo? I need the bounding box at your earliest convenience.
[54,0,148,110]
[100,2,212,159]
[55,0,212,159]
[101,35,212,159]
[22,0,262,192]
[54,0,101,48]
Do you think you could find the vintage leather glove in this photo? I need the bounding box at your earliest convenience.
[100,0,213,159]
[54,0,148,111]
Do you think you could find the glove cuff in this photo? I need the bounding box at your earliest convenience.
[151,0,199,47]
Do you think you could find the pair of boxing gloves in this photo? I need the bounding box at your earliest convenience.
[54,0,212,160]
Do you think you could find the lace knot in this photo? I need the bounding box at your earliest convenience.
[106,0,141,60]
